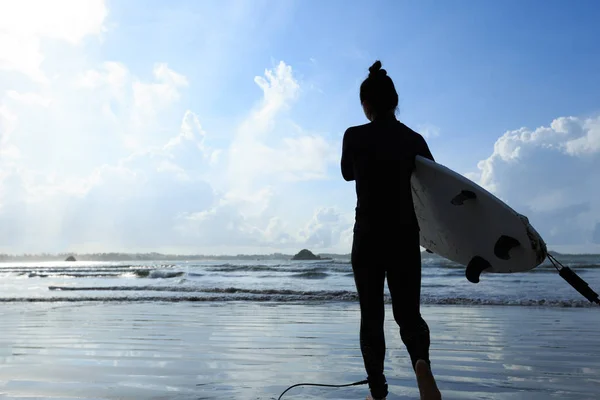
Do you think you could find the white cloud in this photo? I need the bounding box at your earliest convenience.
[417,123,441,139]
[0,103,19,161]
[75,61,189,150]
[5,91,52,107]
[0,1,349,255]
[3,10,598,256]
[254,61,300,116]
[0,103,16,142]
[174,203,263,249]
[0,57,347,254]
[298,207,349,249]
[163,62,343,253]
[470,116,600,250]
[131,63,189,127]
[0,0,108,82]
[0,61,191,187]
[0,115,216,251]
[76,62,129,92]
[226,61,336,201]
[563,118,600,155]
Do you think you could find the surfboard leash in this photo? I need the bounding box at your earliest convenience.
[277,378,368,399]
[547,253,600,306]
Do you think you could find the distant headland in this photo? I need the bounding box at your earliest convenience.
[291,249,332,261]
[0,249,581,263]
[0,251,345,262]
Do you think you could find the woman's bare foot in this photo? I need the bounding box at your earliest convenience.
[415,359,441,400]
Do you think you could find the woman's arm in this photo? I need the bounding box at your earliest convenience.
[341,128,355,181]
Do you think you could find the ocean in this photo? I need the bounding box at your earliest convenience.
[2,253,600,399]
[2,253,599,307]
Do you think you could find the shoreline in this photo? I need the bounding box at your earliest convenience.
[0,299,597,309]
[1,302,599,399]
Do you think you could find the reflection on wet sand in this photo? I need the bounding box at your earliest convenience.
[0,303,599,399]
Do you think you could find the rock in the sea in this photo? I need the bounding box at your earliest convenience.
[65,255,76,262]
[292,249,321,261]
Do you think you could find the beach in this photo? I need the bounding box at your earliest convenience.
[1,302,599,400]
[1,257,599,399]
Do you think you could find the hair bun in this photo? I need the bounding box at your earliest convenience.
[368,60,386,77]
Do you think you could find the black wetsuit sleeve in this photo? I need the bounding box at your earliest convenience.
[341,129,355,181]
[417,134,435,162]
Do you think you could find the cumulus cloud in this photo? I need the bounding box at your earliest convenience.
[0,61,190,188]
[0,109,215,252]
[75,61,189,150]
[0,0,352,255]
[0,54,346,254]
[5,91,52,107]
[0,104,19,161]
[0,1,348,255]
[226,62,336,194]
[130,64,189,128]
[298,207,350,249]
[76,62,129,92]
[469,116,600,251]
[166,61,343,253]
[3,12,598,256]
[0,0,108,82]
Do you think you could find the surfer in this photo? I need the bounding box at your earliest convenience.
[341,60,441,400]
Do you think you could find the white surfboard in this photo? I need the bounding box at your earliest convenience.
[411,156,548,283]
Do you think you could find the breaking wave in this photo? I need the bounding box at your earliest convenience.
[290,272,329,279]
[2,256,599,308]
[1,293,596,308]
[27,285,596,308]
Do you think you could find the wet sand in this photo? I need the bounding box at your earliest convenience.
[0,302,599,399]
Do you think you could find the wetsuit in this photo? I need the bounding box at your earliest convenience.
[341,113,434,399]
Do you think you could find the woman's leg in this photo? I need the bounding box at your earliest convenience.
[352,232,388,399]
[415,359,442,400]
[386,231,431,370]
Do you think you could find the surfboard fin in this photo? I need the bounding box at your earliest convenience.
[494,235,521,260]
[450,190,476,205]
[465,256,491,284]
[425,249,433,254]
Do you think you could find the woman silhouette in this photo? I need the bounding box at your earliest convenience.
[341,60,440,400]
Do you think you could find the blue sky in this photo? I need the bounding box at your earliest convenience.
[99,0,600,169]
[1,0,600,254]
